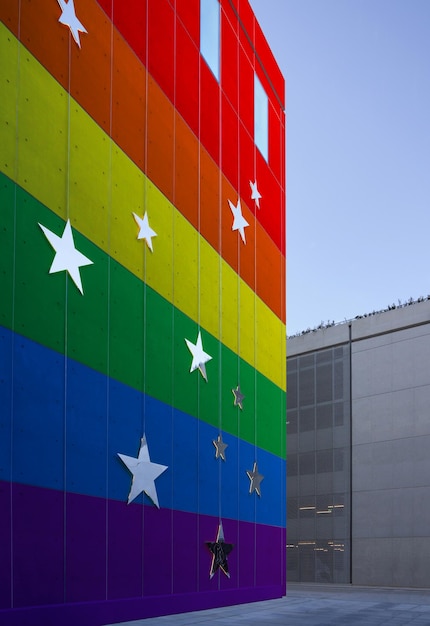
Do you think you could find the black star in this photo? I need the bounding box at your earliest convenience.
[206,523,234,579]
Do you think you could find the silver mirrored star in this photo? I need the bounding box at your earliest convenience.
[246,462,264,497]
[206,522,234,579]
[185,330,212,382]
[118,435,168,508]
[213,434,228,461]
[39,219,93,295]
[249,179,262,209]
[228,197,249,244]
[57,0,87,48]
[133,211,157,252]
[232,385,245,410]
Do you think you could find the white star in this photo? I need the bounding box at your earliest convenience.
[57,0,87,48]
[246,462,264,497]
[213,434,228,461]
[228,198,249,244]
[185,331,212,382]
[118,435,168,508]
[132,211,157,252]
[39,219,93,295]
[249,180,262,209]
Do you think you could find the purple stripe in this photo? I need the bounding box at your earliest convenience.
[107,499,143,600]
[172,509,198,594]
[257,522,286,587]
[12,483,65,608]
[142,505,173,596]
[0,481,285,624]
[237,518,258,588]
[0,482,11,610]
[66,493,107,603]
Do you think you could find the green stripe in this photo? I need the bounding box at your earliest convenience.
[1,172,285,458]
[0,176,14,328]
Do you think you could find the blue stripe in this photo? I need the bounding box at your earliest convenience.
[0,328,12,480]
[0,326,285,527]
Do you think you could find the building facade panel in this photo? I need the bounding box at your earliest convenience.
[287,345,351,584]
[0,1,285,623]
[0,5,285,319]
[0,57,285,383]
[351,316,430,586]
[288,300,430,588]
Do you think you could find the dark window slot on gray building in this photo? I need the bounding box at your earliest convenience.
[287,344,351,584]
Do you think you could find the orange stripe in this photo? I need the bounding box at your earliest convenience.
[0,0,285,323]
[112,31,146,171]
[1,0,18,34]
[174,112,199,227]
[147,75,174,202]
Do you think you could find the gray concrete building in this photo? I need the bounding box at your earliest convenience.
[287,299,430,587]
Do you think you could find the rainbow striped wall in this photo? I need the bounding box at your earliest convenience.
[0,0,286,624]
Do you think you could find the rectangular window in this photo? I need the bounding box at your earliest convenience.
[254,73,268,160]
[200,0,220,81]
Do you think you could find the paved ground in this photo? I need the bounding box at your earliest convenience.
[108,583,430,625]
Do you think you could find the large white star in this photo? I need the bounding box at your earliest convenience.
[39,219,93,295]
[228,198,249,244]
[118,435,168,508]
[185,330,212,382]
[249,179,262,209]
[132,211,157,252]
[57,0,87,48]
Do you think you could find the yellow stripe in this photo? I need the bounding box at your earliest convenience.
[0,24,286,389]
[0,30,18,181]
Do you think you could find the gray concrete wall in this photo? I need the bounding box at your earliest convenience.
[351,313,430,587]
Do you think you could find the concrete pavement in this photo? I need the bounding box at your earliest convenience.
[106,583,430,625]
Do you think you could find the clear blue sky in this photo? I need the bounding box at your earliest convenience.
[250,0,430,335]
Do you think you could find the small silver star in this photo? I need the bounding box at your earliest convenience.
[213,434,228,461]
[133,211,157,252]
[249,179,262,209]
[232,385,245,410]
[57,0,87,48]
[246,462,264,497]
[228,197,249,244]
